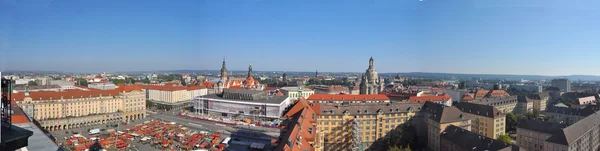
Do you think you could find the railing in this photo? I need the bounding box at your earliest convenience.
[1,78,12,126]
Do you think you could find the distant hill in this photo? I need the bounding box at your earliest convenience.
[380,72,600,81]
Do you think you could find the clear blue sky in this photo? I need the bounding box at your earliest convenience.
[1,0,599,75]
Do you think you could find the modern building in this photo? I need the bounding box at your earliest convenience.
[139,84,207,110]
[12,85,146,131]
[315,102,424,151]
[408,94,453,106]
[275,99,321,151]
[517,120,567,151]
[279,87,314,100]
[471,96,518,114]
[422,102,472,151]
[193,88,291,120]
[441,125,514,151]
[359,57,384,94]
[455,102,506,139]
[551,78,571,93]
[307,94,390,104]
[544,109,600,151]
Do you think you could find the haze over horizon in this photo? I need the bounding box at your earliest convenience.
[2,0,600,76]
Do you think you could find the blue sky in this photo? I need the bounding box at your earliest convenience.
[1,0,599,75]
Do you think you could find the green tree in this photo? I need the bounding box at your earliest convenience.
[383,123,419,150]
[458,82,466,89]
[143,78,151,84]
[498,135,512,144]
[28,81,38,86]
[112,79,126,85]
[75,78,88,86]
[506,113,518,131]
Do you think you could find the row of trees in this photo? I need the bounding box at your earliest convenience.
[506,110,541,132]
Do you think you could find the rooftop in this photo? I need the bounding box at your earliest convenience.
[455,102,503,118]
[517,119,566,135]
[423,101,469,123]
[546,109,600,145]
[318,103,424,115]
[202,93,289,105]
[12,85,143,101]
[408,94,451,102]
[441,125,511,151]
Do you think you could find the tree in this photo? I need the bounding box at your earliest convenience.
[383,123,419,150]
[143,78,151,84]
[112,79,126,85]
[76,78,88,86]
[458,82,466,89]
[498,135,512,144]
[506,113,518,131]
[27,81,38,86]
[388,145,411,151]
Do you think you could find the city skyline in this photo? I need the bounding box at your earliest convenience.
[2,0,600,75]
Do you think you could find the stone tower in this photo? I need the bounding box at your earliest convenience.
[220,58,227,81]
[248,63,253,78]
[360,57,383,94]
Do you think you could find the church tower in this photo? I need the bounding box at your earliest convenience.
[220,57,227,81]
[248,63,253,78]
[360,57,382,94]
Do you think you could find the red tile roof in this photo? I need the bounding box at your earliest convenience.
[408,94,451,102]
[11,102,31,124]
[12,89,122,101]
[276,99,317,151]
[307,94,389,101]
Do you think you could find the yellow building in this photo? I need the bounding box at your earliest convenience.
[13,85,146,131]
[455,102,505,139]
[315,102,423,151]
[422,102,472,151]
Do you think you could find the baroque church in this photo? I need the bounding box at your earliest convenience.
[215,59,264,93]
[359,57,385,94]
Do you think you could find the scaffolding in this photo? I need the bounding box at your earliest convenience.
[352,118,364,151]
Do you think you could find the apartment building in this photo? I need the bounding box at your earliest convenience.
[455,102,506,139]
[441,125,513,151]
[471,96,518,113]
[422,101,472,151]
[528,93,548,111]
[315,102,424,151]
[544,109,600,151]
[517,120,566,151]
[12,85,146,131]
[544,105,600,125]
[517,95,535,113]
[275,99,320,151]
